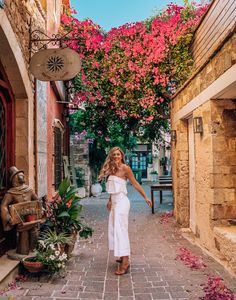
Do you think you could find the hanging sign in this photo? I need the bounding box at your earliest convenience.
[29,48,81,81]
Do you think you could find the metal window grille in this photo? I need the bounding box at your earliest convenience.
[54,127,62,190]
[0,99,6,190]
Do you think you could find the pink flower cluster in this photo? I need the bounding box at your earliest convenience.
[176,247,206,270]
[61,2,208,122]
[200,276,235,300]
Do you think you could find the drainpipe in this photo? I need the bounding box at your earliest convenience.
[34,79,38,195]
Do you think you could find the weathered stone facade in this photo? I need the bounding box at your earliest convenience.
[0,0,69,258]
[4,0,46,65]
[70,136,91,196]
[171,15,236,274]
[0,0,46,189]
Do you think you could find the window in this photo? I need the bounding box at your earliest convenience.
[54,127,62,190]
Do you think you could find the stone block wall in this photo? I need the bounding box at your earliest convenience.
[171,30,236,266]
[193,101,215,249]
[5,0,45,65]
[210,100,236,220]
[172,120,189,227]
[70,136,91,196]
[171,34,236,117]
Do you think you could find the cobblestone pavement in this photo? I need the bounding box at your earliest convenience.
[3,183,236,300]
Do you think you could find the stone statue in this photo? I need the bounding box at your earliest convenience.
[1,167,39,255]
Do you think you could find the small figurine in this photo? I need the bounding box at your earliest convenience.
[1,167,40,255]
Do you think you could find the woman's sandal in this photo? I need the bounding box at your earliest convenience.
[116,258,122,263]
[115,264,130,275]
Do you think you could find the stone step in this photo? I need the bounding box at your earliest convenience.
[0,255,20,291]
[214,226,236,274]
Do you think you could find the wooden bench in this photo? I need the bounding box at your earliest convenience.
[151,183,173,214]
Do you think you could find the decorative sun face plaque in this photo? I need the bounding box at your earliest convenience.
[30,48,81,81]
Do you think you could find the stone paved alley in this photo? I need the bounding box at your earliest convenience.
[3,184,236,300]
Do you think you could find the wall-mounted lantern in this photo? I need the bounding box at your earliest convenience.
[193,117,203,134]
[171,130,177,142]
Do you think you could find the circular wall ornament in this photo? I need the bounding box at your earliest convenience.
[30,48,81,81]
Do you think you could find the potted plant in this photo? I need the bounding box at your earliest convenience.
[150,170,158,182]
[39,229,72,254]
[20,208,38,222]
[22,238,68,274]
[22,256,44,273]
[45,178,93,255]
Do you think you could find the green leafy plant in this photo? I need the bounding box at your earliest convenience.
[150,170,158,175]
[36,239,68,273]
[45,178,93,238]
[39,229,72,247]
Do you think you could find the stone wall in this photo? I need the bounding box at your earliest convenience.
[70,136,91,196]
[5,0,45,65]
[171,29,236,270]
[210,100,236,220]
[172,120,189,227]
[171,34,236,117]
[0,1,47,188]
[193,101,215,250]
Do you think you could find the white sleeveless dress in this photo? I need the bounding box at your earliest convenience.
[106,175,130,257]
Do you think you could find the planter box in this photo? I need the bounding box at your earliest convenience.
[9,201,42,225]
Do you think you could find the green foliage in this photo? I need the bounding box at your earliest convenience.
[36,240,68,273]
[70,110,138,178]
[39,229,72,246]
[45,178,93,238]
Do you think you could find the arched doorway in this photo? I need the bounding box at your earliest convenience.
[0,62,15,256]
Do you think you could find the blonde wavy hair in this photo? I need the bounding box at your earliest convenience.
[98,147,126,180]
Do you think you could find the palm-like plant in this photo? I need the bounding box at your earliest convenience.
[45,178,93,238]
[39,229,72,247]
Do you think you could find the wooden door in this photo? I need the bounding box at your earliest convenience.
[0,66,15,256]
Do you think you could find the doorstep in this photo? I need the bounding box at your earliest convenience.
[0,255,20,291]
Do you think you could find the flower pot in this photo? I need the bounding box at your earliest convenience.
[65,232,77,256]
[22,257,44,273]
[24,214,37,222]
[91,183,102,197]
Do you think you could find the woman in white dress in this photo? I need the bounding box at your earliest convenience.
[99,147,152,275]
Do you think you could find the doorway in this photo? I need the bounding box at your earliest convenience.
[0,65,15,256]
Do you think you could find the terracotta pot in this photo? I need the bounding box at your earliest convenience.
[65,232,77,256]
[22,257,44,273]
[24,214,37,222]
[55,243,65,254]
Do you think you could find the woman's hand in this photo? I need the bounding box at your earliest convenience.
[107,199,112,211]
[145,197,152,208]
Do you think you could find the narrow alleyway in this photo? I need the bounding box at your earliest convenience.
[4,184,236,300]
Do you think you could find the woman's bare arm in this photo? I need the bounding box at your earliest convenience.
[107,195,112,211]
[124,165,152,207]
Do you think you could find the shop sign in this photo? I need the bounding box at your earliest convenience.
[29,48,81,81]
